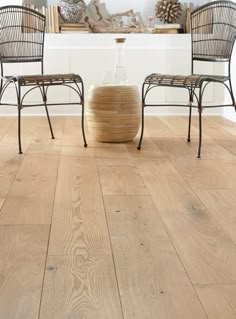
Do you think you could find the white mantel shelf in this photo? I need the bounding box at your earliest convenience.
[45,33,191,50]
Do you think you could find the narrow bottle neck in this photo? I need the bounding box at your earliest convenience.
[115,43,125,67]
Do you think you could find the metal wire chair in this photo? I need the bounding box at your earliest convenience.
[138,0,236,158]
[0,5,87,153]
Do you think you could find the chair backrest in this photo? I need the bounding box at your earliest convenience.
[191,0,236,62]
[0,5,45,64]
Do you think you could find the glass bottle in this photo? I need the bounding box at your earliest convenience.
[113,38,127,85]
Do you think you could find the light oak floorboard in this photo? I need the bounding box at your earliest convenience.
[104,195,208,319]
[62,116,86,146]
[153,136,196,160]
[31,116,65,146]
[96,156,135,166]
[0,145,23,198]
[0,225,49,319]
[145,116,174,138]
[173,159,236,189]
[61,143,130,159]
[127,136,165,159]
[26,144,61,156]
[136,158,236,285]
[188,136,236,160]
[196,284,236,319]
[207,116,236,137]
[195,188,236,244]
[39,255,123,319]
[0,116,41,149]
[162,116,199,137]
[0,117,16,140]
[0,198,5,210]
[191,117,236,156]
[0,154,59,225]
[98,165,148,196]
[49,156,111,256]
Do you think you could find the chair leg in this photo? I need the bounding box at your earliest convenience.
[44,103,55,139]
[187,105,192,142]
[81,100,87,147]
[137,102,144,150]
[197,108,202,159]
[18,106,23,154]
[229,79,236,112]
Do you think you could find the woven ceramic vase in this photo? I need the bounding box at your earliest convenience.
[59,0,86,22]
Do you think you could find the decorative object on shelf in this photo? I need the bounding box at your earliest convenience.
[59,0,86,23]
[146,16,154,30]
[155,0,182,24]
[185,7,192,33]
[84,0,145,33]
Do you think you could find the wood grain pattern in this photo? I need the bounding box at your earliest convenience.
[98,165,148,196]
[0,225,49,319]
[191,116,236,156]
[136,158,236,284]
[173,159,236,189]
[196,284,236,319]
[0,145,23,198]
[144,116,174,138]
[49,156,111,256]
[153,136,196,159]
[127,136,165,159]
[96,156,134,166]
[62,116,85,146]
[196,188,236,244]
[188,136,236,160]
[0,116,41,148]
[104,195,207,319]
[0,117,16,141]
[26,144,61,156]
[0,198,5,210]
[0,154,59,225]
[208,116,236,137]
[1,116,236,318]
[162,116,198,137]
[61,143,130,159]
[39,255,123,319]
[31,116,65,146]
[86,85,141,142]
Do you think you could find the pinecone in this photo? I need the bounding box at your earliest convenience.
[155,0,182,24]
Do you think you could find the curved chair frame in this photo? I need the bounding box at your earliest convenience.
[138,0,236,158]
[0,5,87,153]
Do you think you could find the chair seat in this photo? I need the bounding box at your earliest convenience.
[144,73,229,88]
[8,73,83,86]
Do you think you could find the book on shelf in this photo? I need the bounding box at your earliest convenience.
[152,28,178,34]
[60,22,89,33]
[154,23,182,29]
[61,30,89,34]
[23,3,60,33]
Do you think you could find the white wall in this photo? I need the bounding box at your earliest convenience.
[0,0,209,22]
[46,0,207,21]
[0,0,22,5]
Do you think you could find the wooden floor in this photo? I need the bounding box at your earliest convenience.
[0,115,236,319]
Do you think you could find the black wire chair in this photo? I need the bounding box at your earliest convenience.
[0,5,87,154]
[138,0,236,158]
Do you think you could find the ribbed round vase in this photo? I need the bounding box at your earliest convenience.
[86,85,141,142]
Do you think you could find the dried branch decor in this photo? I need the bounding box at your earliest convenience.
[155,0,182,24]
